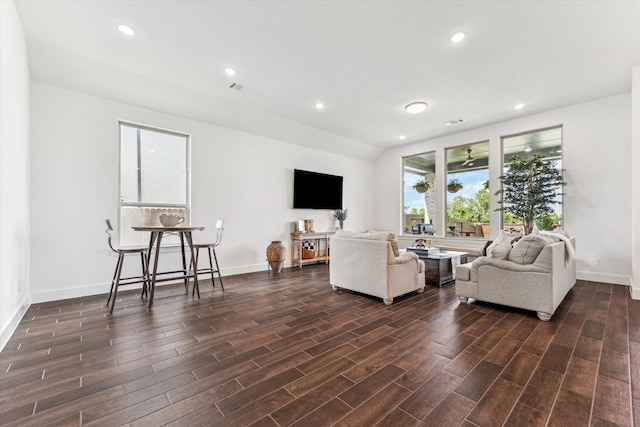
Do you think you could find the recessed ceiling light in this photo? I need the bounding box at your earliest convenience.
[450,32,466,43]
[315,102,324,109]
[405,102,428,114]
[118,24,135,36]
[224,67,237,76]
[514,103,524,110]
[399,135,406,140]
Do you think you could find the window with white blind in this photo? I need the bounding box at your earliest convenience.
[118,122,190,247]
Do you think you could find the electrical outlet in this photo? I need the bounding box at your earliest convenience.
[596,258,603,266]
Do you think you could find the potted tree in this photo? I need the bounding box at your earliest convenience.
[412,180,430,193]
[447,178,463,193]
[496,154,566,235]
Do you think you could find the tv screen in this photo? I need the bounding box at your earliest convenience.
[293,169,343,210]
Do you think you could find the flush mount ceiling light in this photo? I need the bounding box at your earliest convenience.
[224,67,237,76]
[315,102,325,109]
[118,24,135,36]
[405,102,428,114]
[450,32,466,43]
[399,135,406,140]
[514,103,525,110]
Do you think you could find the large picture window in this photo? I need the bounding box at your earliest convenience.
[403,151,436,235]
[501,126,563,233]
[445,141,490,238]
[119,122,190,247]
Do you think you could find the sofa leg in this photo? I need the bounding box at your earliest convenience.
[331,285,339,291]
[458,296,469,303]
[383,297,393,305]
[416,287,425,294]
[537,312,552,321]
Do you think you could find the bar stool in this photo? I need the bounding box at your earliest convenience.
[191,219,225,293]
[105,219,150,313]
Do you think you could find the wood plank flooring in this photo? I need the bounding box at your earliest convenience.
[1,265,638,426]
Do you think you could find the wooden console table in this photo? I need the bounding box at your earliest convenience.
[290,231,335,268]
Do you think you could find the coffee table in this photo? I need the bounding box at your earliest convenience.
[406,248,468,287]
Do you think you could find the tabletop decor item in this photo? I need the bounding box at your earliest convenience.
[333,207,348,230]
[159,214,185,227]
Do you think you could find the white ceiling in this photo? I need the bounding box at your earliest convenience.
[14,0,640,161]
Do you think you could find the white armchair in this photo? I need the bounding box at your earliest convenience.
[329,231,425,304]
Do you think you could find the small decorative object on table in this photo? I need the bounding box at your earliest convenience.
[333,207,348,230]
[266,241,286,273]
[159,214,185,227]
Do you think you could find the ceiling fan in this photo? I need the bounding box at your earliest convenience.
[461,148,475,166]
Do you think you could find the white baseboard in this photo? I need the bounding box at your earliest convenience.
[576,271,631,286]
[0,295,31,352]
[29,263,271,304]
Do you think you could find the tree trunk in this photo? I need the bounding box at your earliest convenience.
[524,219,535,235]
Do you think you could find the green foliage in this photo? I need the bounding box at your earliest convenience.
[446,185,490,223]
[496,154,565,234]
[535,213,561,231]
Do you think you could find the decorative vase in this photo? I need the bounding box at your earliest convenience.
[266,241,286,273]
[339,220,344,230]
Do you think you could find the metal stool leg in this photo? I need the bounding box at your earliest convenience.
[110,253,125,314]
[211,247,224,292]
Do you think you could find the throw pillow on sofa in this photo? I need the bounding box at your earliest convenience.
[486,230,511,259]
[507,234,557,264]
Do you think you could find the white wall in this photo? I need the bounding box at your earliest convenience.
[631,64,640,299]
[29,82,374,302]
[0,1,31,348]
[374,93,633,286]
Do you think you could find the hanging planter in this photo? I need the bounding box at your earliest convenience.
[413,180,430,193]
[447,178,463,193]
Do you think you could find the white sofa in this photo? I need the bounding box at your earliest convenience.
[455,231,576,321]
[330,230,425,304]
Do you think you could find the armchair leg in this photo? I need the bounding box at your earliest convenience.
[537,311,552,321]
[416,287,425,294]
[383,297,393,305]
[458,296,469,303]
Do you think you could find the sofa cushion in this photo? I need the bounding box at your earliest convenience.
[486,230,511,260]
[335,230,399,256]
[508,234,556,264]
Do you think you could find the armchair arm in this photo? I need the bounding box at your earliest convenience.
[388,251,419,265]
[471,256,550,274]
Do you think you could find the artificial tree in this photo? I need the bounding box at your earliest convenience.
[496,153,565,235]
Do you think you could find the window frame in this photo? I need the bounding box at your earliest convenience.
[117,121,191,247]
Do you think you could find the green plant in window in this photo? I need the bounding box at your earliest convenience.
[412,180,430,193]
[496,154,566,235]
[447,178,463,193]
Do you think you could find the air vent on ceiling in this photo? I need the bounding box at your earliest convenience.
[443,119,465,126]
[229,82,246,91]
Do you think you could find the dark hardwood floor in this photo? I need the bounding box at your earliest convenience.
[1,265,638,426]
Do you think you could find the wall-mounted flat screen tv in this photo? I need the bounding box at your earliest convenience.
[293,169,343,210]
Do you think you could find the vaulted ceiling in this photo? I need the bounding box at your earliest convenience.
[14,0,640,161]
